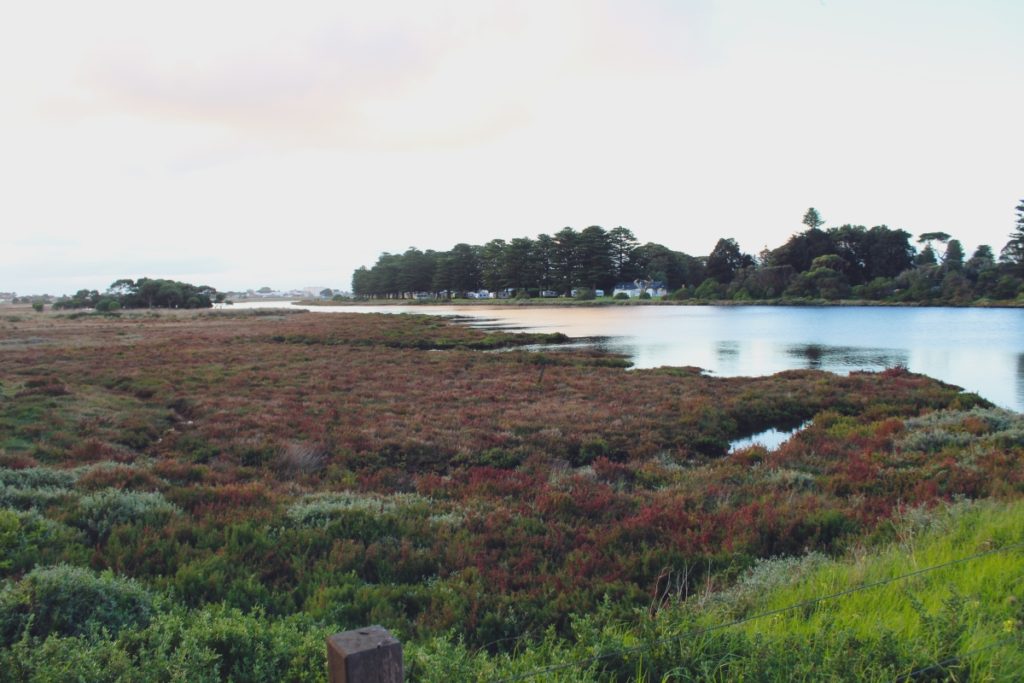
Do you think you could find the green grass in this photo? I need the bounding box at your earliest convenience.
[713,499,1024,680]
[405,498,1024,681]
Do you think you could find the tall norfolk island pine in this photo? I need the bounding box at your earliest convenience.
[1001,199,1024,272]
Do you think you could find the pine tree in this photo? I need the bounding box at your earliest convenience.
[802,207,825,231]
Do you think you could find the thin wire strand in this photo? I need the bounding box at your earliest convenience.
[498,540,1024,682]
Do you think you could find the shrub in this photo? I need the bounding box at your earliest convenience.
[0,565,154,644]
[0,478,75,510]
[0,467,76,489]
[693,278,724,299]
[573,288,596,301]
[76,489,180,541]
[173,432,221,464]
[31,302,44,313]
[613,292,630,300]
[0,508,87,577]
[95,299,121,312]
[123,606,328,682]
[638,291,652,300]
[286,491,430,525]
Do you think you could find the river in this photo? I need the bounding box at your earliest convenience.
[228,302,1024,412]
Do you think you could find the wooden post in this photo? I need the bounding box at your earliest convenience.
[327,626,403,683]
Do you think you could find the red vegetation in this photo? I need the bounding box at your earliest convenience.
[0,309,1017,647]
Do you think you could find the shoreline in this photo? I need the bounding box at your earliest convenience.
[289,297,1024,309]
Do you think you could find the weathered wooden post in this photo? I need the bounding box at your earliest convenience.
[327,626,403,683]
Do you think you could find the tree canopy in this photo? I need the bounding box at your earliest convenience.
[54,279,222,310]
[352,202,1024,304]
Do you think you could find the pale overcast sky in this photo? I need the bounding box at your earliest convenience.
[1,0,1022,295]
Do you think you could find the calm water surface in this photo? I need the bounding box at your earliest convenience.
[231,302,1024,412]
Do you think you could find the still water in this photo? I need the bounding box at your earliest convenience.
[231,302,1024,412]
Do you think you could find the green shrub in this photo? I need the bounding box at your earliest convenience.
[613,292,630,300]
[638,291,652,300]
[0,484,74,510]
[174,432,221,464]
[286,491,428,524]
[76,489,180,541]
[0,631,136,682]
[0,508,87,577]
[575,438,609,466]
[31,302,44,313]
[0,565,154,644]
[693,278,724,299]
[573,288,596,301]
[0,467,76,489]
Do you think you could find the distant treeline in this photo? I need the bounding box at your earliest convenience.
[53,278,223,311]
[353,202,1024,303]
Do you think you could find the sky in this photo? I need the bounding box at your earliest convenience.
[1,0,1022,295]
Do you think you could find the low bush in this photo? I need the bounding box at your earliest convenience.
[0,565,154,644]
[76,489,180,541]
[0,508,87,577]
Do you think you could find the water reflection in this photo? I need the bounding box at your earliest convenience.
[1018,354,1024,409]
[729,421,811,452]
[716,341,740,359]
[785,344,910,371]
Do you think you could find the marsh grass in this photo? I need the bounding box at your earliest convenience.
[0,310,1021,680]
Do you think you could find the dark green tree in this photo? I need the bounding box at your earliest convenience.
[943,240,965,271]
[531,234,556,292]
[504,238,537,293]
[999,199,1024,273]
[448,243,482,295]
[397,248,436,295]
[608,227,639,280]
[918,232,951,264]
[864,226,915,279]
[551,227,580,294]
[965,245,996,283]
[914,245,938,267]
[480,239,508,293]
[706,238,754,284]
[802,207,825,230]
[577,226,613,291]
[769,228,834,273]
[352,266,373,297]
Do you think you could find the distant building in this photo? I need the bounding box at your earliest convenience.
[613,280,668,298]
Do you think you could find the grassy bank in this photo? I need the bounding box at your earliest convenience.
[406,497,1024,681]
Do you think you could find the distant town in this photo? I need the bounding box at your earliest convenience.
[0,286,351,307]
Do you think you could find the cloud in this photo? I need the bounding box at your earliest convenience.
[46,1,714,153]
[62,4,550,151]
[1,0,1021,295]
